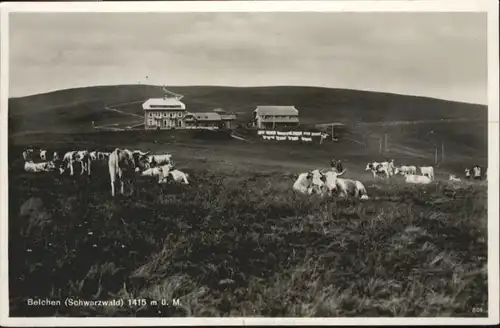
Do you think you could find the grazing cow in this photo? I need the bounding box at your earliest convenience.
[22,148,34,162]
[39,149,48,161]
[53,151,61,162]
[59,151,77,175]
[75,150,92,176]
[395,165,417,176]
[108,148,150,196]
[147,154,173,167]
[59,150,91,176]
[419,166,435,181]
[90,151,110,161]
[159,169,190,185]
[89,151,98,161]
[98,152,110,160]
[365,161,391,179]
[405,174,432,184]
[24,161,56,173]
[449,174,461,182]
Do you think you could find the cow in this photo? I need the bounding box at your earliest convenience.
[59,150,91,176]
[449,174,461,182]
[365,161,391,179]
[108,148,150,196]
[59,151,77,176]
[22,148,34,162]
[159,169,190,185]
[395,165,417,176]
[147,154,173,168]
[90,151,110,161]
[98,152,110,160]
[89,151,98,161]
[293,170,327,195]
[405,174,432,185]
[419,166,435,181]
[39,149,48,161]
[75,150,92,176]
[24,161,56,173]
[472,165,482,180]
[322,170,367,199]
[322,169,346,195]
[53,151,61,162]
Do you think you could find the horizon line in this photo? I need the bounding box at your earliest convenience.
[8,83,488,107]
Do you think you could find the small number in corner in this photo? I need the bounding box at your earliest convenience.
[472,307,485,313]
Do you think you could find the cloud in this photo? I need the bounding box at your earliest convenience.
[8,12,487,104]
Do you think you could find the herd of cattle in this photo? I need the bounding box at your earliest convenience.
[293,159,488,200]
[21,147,189,196]
[20,148,487,199]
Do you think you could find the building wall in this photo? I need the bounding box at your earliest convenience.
[255,114,299,129]
[144,110,185,129]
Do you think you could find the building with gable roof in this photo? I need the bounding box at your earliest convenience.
[142,97,186,130]
[253,105,300,129]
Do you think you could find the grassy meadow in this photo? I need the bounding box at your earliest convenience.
[8,132,488,317]
[7,85,489,317]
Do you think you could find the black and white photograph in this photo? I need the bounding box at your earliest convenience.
[1,0,499,325]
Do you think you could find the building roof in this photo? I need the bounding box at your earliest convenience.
[254,106,299,116]
[184,112,222,121]
[142,98,186,111]
[220,114,236,120]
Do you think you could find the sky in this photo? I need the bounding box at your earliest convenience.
[8,12,487,104]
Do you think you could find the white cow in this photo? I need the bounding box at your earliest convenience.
[449,175,461,182]
[24,161,56,173]
[59,151,77,176]
[405,174,432,184]
[322,170,368,199]
[39,149,48,161]
[365,161,391,179]
[159,169,190,185]
[293,170,327,195]
[108,148,150,196]
[419,166,434,181]
[90,151,110,161]
[147,154,173,167]
[141,167,163,177]
[472,165,482,180]
[395,165,417,176]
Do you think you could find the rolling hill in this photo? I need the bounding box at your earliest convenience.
[8,85,489,165]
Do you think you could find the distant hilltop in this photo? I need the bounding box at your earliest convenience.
[8,84,487,135]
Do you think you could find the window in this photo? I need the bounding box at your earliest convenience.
[150,105,182,109]
[149,113,153,118]
[163,112,167,117]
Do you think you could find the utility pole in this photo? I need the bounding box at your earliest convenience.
[331,125,334,141]
[379,138,383,154]
[384,133,388,153]
[434,147,438,166]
